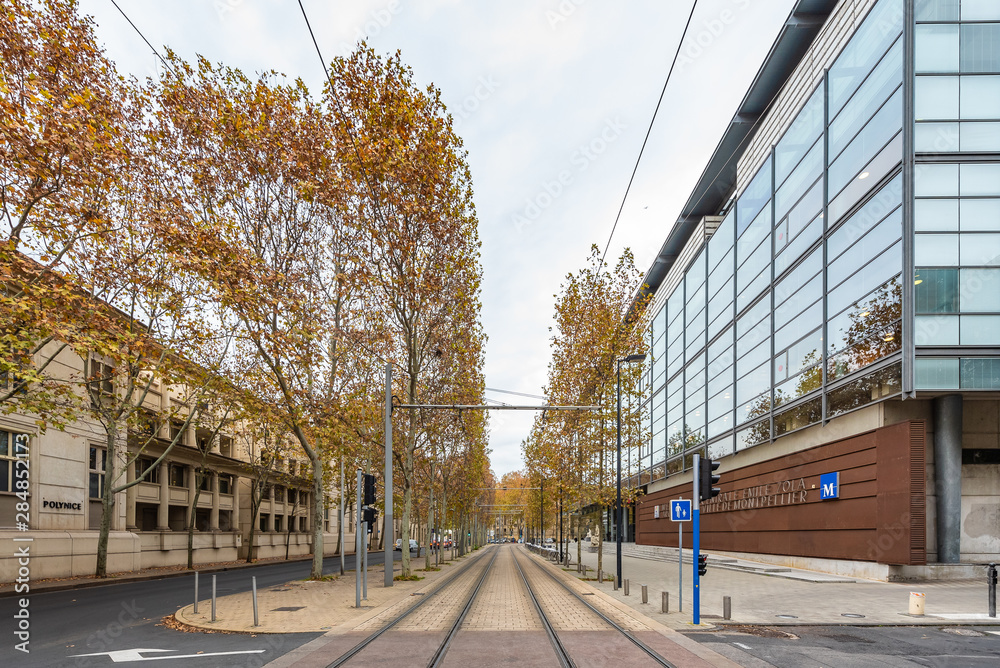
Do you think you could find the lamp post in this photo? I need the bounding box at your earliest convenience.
[616,353,646,589]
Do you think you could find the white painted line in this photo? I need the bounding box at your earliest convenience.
[733,642,752,650]
[70,648,267,663]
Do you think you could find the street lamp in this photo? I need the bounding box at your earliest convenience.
[616,353,646,589]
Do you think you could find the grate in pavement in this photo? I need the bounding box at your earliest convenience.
[775,614,798,619]
[272,606,305,612]
[841,613,865,618]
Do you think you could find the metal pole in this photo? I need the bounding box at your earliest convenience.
[616,358,623,589]
[340,457,345,576]
[678,518,683,613]
[356,468,362,608]
[362,520,368,600]
[540,478,544,545]
[989,563,997,618]
[252,576,259,627]
[693,454,701,625]
[193,571,199,614]
[384,363,394,587]
[211,574,217,622]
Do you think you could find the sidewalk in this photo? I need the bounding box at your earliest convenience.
[552,541,1000,629]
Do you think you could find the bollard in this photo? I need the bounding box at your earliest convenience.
[624,579,630,596]
[724,596,732,620]
[909,591,925,616]
[598,569,603,583]
[577,563,582,573]
[662,591,669,614]
[642,584,648,604]
[614,575,619,591]
[193,571,199,614]
[583,565,588,579]
[211,574,217,622]
[252,576,259,627]
[988,563,997,618]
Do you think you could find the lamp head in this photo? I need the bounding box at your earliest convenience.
[624,354,646,363]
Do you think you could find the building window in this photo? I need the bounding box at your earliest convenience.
[89,446,107,499]
[273,485,285,502]
[198,469,210,491]
[1,430,28,493]
[260,513,269,532]
[218,474,232,495]
[168,464,186,488]
[137,457,159,484]
[274,515,283,532]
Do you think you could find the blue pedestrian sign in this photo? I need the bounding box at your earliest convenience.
[671,499,692,522]
[820,472,840,499]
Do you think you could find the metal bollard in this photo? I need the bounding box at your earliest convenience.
[252,576,259,627]
[662,591,669,614]
[193,571,199,614]
[614,575,619,591]
[642,584,648,604]
[724,595,732,620]
[211,574,217,622]
[989,563,997,618]
[624,579,630,596]
[583,565,588,579]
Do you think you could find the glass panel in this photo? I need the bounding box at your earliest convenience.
[963,0,1000,21]
[707,435,735,460]
[828,277,902,354]
[960,24,1000,74]
[960,233,1000,265]
[829,135,903,224]
[774,397,822,436]
[775,139,822,222]
[737,268,770,313]
[916,122,960,152]
[915,357,960,389]
[915,267,959,312]
[775,215,822,277]
[0,431,7,457]
[915,314,960,344]
[736,361,770,405]
[915,24,960,73]
[831,39,903,159]
[960,122,1000,151]
[736,421,770,450]
[915,233,960,265]
[960,268,1000,311]
[916,75,959,120]
[961,164,1000,196]
[916,0,958,21]
[737,158,772,236]
[0,461,8,493]
[827,362,902,417]
[829,0,904,116]
[915,163,959,196]
[776,86,824,186]
[960,76,1000,119]
[829,89,903,195]
[961,199,1000,230]
[775,299,823,352]
[830,210,904,288]
[915,198,959,231]
[961,358,1000,388]
[960,315,1000,344]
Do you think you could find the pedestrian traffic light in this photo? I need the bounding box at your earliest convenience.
[698,553,709,576]
[362,506,377,530]
[699,457,721,502]
[363,473,376,506]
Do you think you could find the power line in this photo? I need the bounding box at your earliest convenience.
[598,0,699,275]
[485,387,547,401]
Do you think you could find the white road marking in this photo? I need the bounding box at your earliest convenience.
[733,642,752,650]
[69,648,267,663]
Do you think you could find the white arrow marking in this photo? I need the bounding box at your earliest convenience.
[69,648,267,663]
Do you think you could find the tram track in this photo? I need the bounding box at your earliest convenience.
[511,547,679,668]
[325,545,499,668]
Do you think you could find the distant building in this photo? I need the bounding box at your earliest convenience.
[630,0,1000,580]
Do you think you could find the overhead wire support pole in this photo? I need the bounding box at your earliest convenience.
[395,405,601,411]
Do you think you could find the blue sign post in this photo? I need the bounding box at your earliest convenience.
[693,454,701,625]
[821,472,840,499]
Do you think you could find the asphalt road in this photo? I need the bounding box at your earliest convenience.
[684,624,1000,668]
[1,549,418,668]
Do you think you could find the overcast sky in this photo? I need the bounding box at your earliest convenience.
[78,0,796,477]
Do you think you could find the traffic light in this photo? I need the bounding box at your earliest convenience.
[699,457,721,502]
[363,473,376,506]
[698,553,709,576]
[362,506,377,531]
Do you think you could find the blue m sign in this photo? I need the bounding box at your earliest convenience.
[820,472,839,500]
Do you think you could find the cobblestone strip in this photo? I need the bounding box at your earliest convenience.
[463,546,542,631]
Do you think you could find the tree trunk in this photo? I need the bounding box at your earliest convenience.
[95,426,118,578]
[187,469,204,570]
[285,494,298,560]
[247,492,260,564]
[309,456,324,578]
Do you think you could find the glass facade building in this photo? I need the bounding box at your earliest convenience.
[632,0,1000,488]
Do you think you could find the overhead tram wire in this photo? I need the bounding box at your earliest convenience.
[597,0,699,275]
[485,387,548,400]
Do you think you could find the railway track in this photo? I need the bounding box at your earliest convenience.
[324,544,678,668]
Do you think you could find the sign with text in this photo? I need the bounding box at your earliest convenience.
[820,472,840,500]
[671,499,691,522]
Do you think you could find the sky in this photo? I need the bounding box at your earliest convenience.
[77,0,797,477]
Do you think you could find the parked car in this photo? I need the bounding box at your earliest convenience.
[393,538,419,552]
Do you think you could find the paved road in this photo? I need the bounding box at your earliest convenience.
[684,625,1000,667]
[0,550,414,668]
